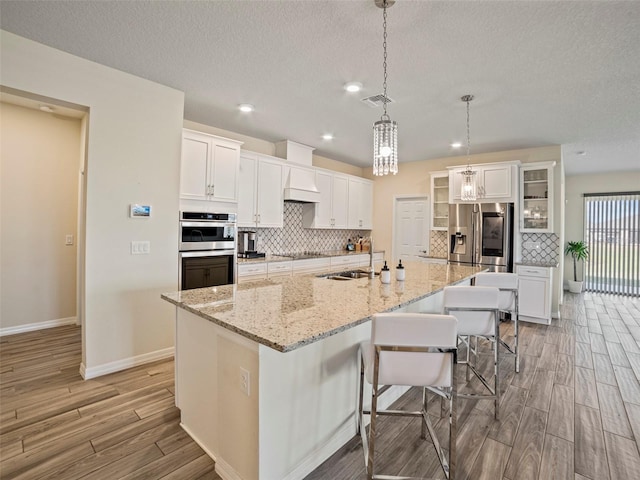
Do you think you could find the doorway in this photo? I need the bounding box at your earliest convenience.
[0,89,87,359]
[393,196,430,262]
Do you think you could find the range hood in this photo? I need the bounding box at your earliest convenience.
[283,167,321,203]
[276,140,321,203]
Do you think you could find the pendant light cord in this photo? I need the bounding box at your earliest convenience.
[466,97,471,167]
[382,1,389,120]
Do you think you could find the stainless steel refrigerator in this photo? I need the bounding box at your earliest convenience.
[448,203,514,272]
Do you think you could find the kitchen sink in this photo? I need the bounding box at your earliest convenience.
[320,269,378,280]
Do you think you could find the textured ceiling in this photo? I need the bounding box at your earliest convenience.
[1,0,639,175]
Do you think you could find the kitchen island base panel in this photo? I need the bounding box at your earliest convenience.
[176,308,411,480]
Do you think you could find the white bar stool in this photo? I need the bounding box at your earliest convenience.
[443,285,500,419]
[357,313,458,480]
[474,272,520,373]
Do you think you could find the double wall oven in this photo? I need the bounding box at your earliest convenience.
[179,212,237,290]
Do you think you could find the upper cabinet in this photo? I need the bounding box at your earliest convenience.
[520,162,555,233]
[348,177,373,229]
[302,170,349,229]
[449,162,518,204]
[430,171,449,230]
[238,152,284,228]
[180,129,243,203]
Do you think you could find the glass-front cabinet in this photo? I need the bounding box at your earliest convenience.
[430,171,449,230]
[520,162,555,233]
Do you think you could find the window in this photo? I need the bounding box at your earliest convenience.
[584,192,639,296]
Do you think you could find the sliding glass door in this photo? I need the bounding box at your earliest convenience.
[584,192,639,296]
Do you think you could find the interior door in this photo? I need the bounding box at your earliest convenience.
[394,197,430,262]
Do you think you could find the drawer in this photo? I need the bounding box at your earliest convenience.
[268,261,292,275]
[238,263,268,276]
[516,265,550,278]
[330,255,359,267]
[292,257,331,274]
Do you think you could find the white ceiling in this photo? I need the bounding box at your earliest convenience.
[1,0,639,175]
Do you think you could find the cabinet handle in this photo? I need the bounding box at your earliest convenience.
[257,214,261,224]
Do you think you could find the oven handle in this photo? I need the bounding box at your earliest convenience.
[179,250,236,258]
[180,221,236,228]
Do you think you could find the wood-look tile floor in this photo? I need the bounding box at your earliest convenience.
[0,325,219,480]
[1,292,639,479]
[305,292,640,480]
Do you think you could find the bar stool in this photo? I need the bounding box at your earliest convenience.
[443,285,500,419]
[357,313,458,480]
[474,272,520,373]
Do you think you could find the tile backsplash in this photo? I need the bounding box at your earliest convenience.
[241,203,370,254]
[429,230,448,258]
[521,232,560,264]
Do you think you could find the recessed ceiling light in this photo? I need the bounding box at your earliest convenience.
[238,104,254,113]
[450,142,462,148]
[322,134,334,141]
[344,82,363,93]
[39,105,55,113]
[576,150,586,156]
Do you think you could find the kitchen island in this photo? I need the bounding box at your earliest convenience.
[162,262,481,480]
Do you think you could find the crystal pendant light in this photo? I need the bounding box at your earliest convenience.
[460,94,477,201]
[373,0,398,176]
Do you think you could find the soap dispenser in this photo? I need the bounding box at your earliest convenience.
[380,261,391,284]
[396,260,405,281]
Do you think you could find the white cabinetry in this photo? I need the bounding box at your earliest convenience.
[348,178,373,229]
[430,171,449,230]
[238,152,284,228]
[302,171,349,229]
[180,129,242,203]
[237,262,268,282]
[449,163,518,203]
[520,162,555,233]
[267,261,292,279]
[517,265,553,324]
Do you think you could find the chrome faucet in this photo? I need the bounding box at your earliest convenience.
[369,238,375,278]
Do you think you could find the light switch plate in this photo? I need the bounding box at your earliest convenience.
[131,241,151,255]
[65,234,74,245]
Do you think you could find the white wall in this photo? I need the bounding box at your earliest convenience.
[1,31,185,377]
[564,171,640,287]
[0,102,81,333]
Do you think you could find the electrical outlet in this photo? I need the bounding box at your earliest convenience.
[240,367,250,396]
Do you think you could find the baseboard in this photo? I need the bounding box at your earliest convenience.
[80,347,175,379]
[0,316,77,337]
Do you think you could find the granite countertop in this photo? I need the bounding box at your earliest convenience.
[516,261,559,268]
[162,262,482,353]
[237,250,384,264]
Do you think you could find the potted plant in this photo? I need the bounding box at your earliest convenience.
[565,241,589,293]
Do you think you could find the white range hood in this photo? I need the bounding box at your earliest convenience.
[276,140,321,203]
[283,167,320,203]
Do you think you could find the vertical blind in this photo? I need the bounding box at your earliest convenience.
[583,192,639,296]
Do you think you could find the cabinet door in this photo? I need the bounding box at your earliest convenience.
[360,181,373,229]
[448,168,464,202]
[180,134,210,200]
[237,154,257,227]
[256,158,284,228]
[332,175,349,228]
[347,179,361,229]
[518,275,549,319]
[481,165,511,199]
[521,164,554,233]
[314,171,334,228]
[431,172,449,230]
[210,143,239,202]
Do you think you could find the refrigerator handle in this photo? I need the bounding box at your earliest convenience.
[474,209,481,263]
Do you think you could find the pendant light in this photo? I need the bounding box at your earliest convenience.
[460,94,477,201]
[373,0,398,176]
